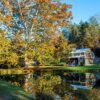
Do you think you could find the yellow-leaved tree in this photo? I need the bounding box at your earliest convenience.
[0,0,72,67]
[0,30,18,68]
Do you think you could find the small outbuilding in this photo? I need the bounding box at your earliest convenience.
[69,48,95,66]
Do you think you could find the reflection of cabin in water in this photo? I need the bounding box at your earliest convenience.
[70,73,100,90]
[69,48,95,66]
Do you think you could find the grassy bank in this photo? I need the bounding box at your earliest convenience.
[66,64,100,71]
[0,80,34,100]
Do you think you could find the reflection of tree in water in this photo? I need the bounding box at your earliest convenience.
[36,92,54,100]
[32,74,78,100]
[32,73,100,100]
[33,74,62,99]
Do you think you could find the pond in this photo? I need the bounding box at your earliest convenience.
[29,72,100,100]
[0,72,100,100]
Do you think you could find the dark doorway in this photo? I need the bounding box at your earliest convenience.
[69,58,78,66]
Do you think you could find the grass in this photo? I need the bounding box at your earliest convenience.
[0,64,100,75]
[0,80,34,100]
[66,64,100,70]
[40,64,100,73]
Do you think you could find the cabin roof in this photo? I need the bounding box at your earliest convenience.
[71,48,90,54]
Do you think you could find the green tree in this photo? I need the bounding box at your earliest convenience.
[68,21,100,49]
[84,25,100,48]
[69,24,80,44]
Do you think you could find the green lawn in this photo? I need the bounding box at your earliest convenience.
[66,64,100,70]
[0,80,34,100]
[40,64,100,73]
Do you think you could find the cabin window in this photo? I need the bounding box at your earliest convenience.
[88,52,94,58]
[73,53,80,56]
[81,53,84,56]
[70,52,86,57]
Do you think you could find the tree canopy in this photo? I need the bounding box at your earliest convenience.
[68,21,100,49]
[0,0,72,67]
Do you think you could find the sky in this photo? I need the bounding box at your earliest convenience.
[61,0,100,24]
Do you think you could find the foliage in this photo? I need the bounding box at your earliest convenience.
[89,15,100,25]
[73,88,100,100]
[0,0,72,67]
[34,74,62,95]
[0,30,19,68]
[68,21,100,49]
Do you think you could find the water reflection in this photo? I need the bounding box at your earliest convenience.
[1,72,100,99]
[32,72,100,100]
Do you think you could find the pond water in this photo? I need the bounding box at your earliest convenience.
[0,72,100,100]
[31,72,100,100]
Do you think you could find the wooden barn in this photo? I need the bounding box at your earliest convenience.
[69,48,95,66]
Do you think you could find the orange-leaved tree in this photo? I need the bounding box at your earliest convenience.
[0,0,72,66]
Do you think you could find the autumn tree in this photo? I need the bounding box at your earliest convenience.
[0,0,72,66]
[0,29,18,68]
